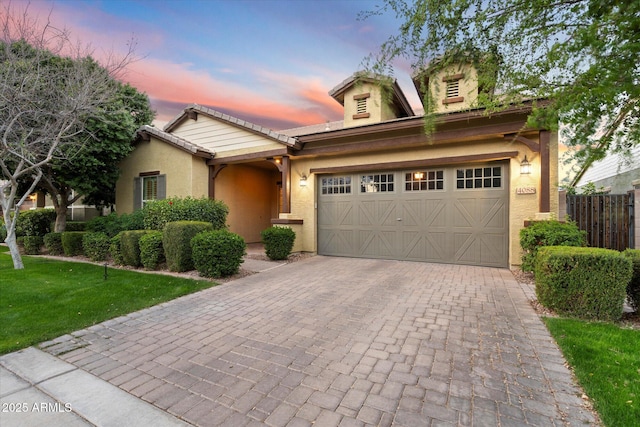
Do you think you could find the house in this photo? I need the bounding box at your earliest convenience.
[115,62,559,269]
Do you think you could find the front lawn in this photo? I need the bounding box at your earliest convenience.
[0,247,216,354]
[545,317,640,427]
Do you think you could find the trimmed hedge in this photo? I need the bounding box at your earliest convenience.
[44,232,64,255]
[191,230,246,278]
[623,249,640,311]
[261,226,296,260]
[520,220,586,272]
[22,235,43,255]
[16,209,56,237]
[120,230,150,267]
[139,231,165,270]
[82,232,111,262]
[110,233,124,265]
[61,232,85,257]
[64,221,86,232]
[143,197,228,231]
[163,221,214,272]
[86,211,145,238]
[534,246,632,321]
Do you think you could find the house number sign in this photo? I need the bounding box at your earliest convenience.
[516,187,537,195]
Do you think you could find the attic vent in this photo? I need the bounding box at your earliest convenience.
[446,80,459,98]
[352,92,371,119]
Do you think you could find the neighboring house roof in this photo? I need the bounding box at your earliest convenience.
[136,125,215,158]
[328,72,415,118]
[280,120,344,137]
[163,104,300,148]
[574,145,640,187]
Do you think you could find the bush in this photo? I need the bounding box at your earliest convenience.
[261,226,296,260]
[61,232,85,257]
[139,231,165,270]
[623,249,640,311]
[191,230,246,278]
[110,233,124,265]
[1,222,7,243]
[120,230,150,267]
[44,232,64,255]
[143,197,228,231]
[534,246,632,321]
[163,221,214,272]
[86,210,145,238]
[82,232,111,262]
[16,209,56,237]
[22,235,43,255]
[64,221,86,232]
[520,220,586,272]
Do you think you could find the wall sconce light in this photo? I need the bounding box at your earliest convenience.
[413,171,425,180]
[299,174,308,187]
[520,155,532,175]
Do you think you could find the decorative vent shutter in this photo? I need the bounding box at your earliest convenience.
[446,80,460,98]
[356,98,367,114]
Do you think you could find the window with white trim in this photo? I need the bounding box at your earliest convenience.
[360,173,394,193]
[321,176,352,195]
[405,170,444,191]
[456,167,502,189]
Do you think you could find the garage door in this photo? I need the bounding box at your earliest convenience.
[317,163,509,267]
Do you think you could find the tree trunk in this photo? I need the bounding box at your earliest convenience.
[54,203,68,232]
[2,209,24,269]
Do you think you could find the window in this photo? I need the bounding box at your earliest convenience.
[405,170,444,191]
[456,167,502,189]
[142,176,158,206]
[133,173,166,210]
[361,173,394,193]
[321,176,352,195]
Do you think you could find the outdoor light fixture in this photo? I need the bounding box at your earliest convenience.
[414,171,425,180]
[300,174,308,186]
[520,155,532,175]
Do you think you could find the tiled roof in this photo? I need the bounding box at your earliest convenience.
[136,125,215,158]
[164,104,299,147]
[280,120,344,137]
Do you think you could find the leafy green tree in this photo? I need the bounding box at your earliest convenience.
[37,82,154,232]
[362,0,639,166]
[1,4,139,269]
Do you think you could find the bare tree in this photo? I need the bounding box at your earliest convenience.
[1,2,135,269]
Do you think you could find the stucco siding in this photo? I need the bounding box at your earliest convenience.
[115,137,205,213]
[170,115,285,156]
[430,63,479,114]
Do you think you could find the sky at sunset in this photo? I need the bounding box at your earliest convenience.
[11,0,424,130]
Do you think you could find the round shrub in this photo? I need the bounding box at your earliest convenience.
[0,222,7,242]
[22,235,43,255]
[261,226,296,260]
[163,221,214,272]
[191,230,246,278]
[139,231,165,270]
[143,197,228,231]
[82,232,111,262]
[44,232,63,255]
[120,230,150,267]
[519,220,586,272]
[61,232,85,256]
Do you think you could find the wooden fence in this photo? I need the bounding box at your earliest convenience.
[566,193,634,251]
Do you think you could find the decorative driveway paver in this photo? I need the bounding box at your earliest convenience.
[41,256,597,426]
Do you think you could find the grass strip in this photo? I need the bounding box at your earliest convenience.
[0,251,215,354]
[544,317,640,427]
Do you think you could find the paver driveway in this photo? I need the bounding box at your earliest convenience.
[41,256,596,426]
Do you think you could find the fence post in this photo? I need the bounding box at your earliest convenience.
[633,179,640,249]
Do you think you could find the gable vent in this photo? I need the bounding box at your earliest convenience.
[446,79,460,98]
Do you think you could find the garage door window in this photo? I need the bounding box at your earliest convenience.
[321,176,352,194]
[361,173,394,193]
[405,170,444,191]
[456,167,502,189]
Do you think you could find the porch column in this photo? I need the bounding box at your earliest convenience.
[208,164,227,200]
[539,130,550,213]
[281,156,291,213]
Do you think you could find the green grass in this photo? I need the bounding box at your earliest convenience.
[544,317,640,427]
[0,249,216,354]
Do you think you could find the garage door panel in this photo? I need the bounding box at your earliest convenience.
[317,163,509,267]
